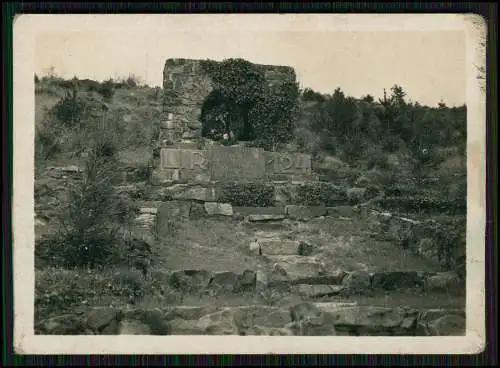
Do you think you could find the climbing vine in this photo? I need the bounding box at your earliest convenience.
[200,58,300,149]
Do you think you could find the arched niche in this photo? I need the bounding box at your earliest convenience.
[200,89,254,141]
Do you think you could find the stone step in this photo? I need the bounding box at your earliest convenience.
[37,304,466,336]
[158,267,460,294]
[258,238,301,255]
[295,284,345,298]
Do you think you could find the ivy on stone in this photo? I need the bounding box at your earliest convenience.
[201,58,300,149]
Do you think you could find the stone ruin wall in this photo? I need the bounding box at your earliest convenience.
[161,58,297,142]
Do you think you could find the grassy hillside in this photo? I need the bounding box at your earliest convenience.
[34,72,467,336]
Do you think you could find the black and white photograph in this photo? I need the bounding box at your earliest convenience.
[13,14,486,354]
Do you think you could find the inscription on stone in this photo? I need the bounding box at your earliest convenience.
[208,147,265,181]
[160,149,209,170]
[159,147,313,181]
[265,152,312,174]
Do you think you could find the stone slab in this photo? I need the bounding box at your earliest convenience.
[285,205,327,220]
[233,206,285,216]
[295,284,345,298]
[204,202,234,216]
[258,239,301,255]
[157,147,317,183]
[248,214,286,222]
[207,147,266,181]
[165,184,217,201]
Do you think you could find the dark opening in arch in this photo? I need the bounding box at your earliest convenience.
[200,90,254,141]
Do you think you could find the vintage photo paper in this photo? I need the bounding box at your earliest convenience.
[13,13,486,354]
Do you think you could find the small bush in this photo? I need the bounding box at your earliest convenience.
[97,79,115,99]
[35,141,153,271]
[125,74,142,88]
[302,88,326,102]
[295,182,347,206]
[35,123,65,161]
[51,89,88,127]
[218,183,275,207]
[35,266,168,322]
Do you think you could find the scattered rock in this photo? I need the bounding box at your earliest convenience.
[416,310,466,336]
[371,271,425,291]
[341,271,372,294]
[166,185,216,201]
[424,271,462,292]
[266,255,326,285]
[346,187,367,204]
[259,238,300,255]
[326,205,357,218]
[164,306,219,321]
[169,269,213,292]
[195,306,291,335]
[298,241,314,256]
[39,314,87,335]
[189,201,206,219]
[182,131,198,140]
[417,238,437,258]
[118,320,151,335]
[121,309,171,335]
[234,270,257,292]
[135,213,156,230]
[156,201,190,237]
[168,318,203,334]
[255,269,269,291]
[248,214,286,222]
[332,306,410,335]
[295,284,344,299]
[86,308,121,333]
[249,239,262,255]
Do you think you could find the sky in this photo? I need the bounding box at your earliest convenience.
[33,15,467,107]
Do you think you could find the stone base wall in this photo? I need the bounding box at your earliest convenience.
[162,58,297,141]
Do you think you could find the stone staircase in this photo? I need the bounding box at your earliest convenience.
[35,146,466,336]
[38,209,465,336]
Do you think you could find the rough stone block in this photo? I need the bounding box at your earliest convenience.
[295,284,344,298]
[285,205,327,220]
[258,239,300,255]
[208,147,266,181]
[248,213,286,222]
[165,184,217,201]
[371,271,425,291]
[266,255,327,285]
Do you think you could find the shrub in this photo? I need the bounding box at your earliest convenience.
[218,183,275,207]
[35,142,154,271]
[97,79,115,99]
[295,182,347,206]
[302,88,326,102]
[35,123,65,161]
[201,58,300,148]
[50,88,88,127]
[35,265,170,323]
[125,74,142,88]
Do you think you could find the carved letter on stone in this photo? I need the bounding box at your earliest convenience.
[161,149,182,169]
[191,151,209,170]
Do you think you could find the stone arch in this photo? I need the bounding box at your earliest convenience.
[200,90,251,141]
